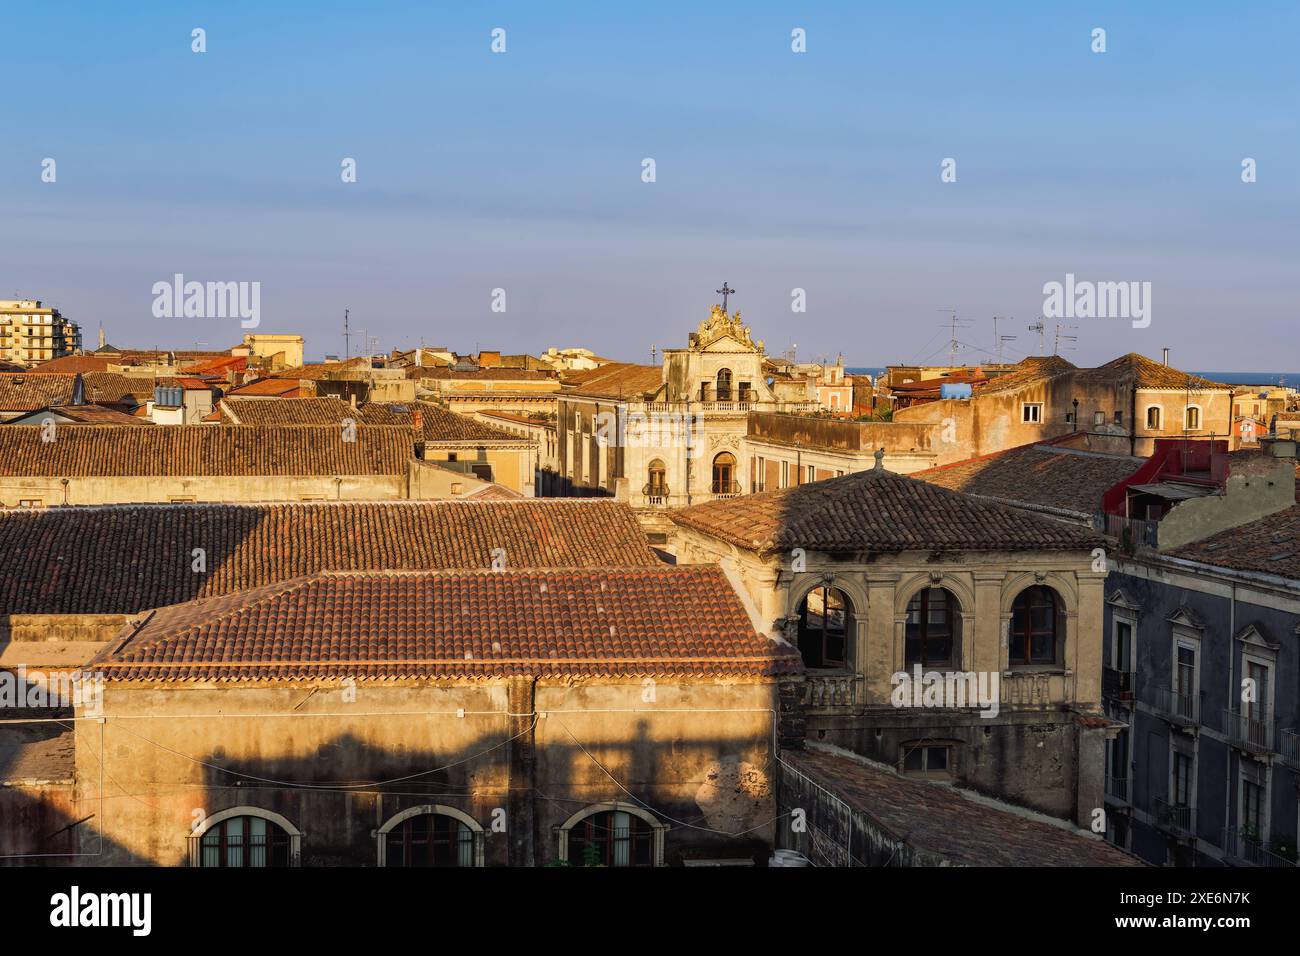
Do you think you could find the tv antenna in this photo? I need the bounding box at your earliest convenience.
[341,309,362,361]
[938,309,972,364]
[1027,320,1047,355]
[993,316,1017,365]
[1053,321,1078,356]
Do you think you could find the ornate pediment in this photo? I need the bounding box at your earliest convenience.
[689,305,762,354]
[1236,623,1280,650]
[1166,606,1205,630]
[1106,588,1143,614]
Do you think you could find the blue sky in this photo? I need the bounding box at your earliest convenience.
[2,1,1296,368]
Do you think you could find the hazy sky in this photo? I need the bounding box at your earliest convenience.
[2,2,1296,369]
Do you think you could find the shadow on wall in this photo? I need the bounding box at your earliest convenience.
[86,720,778,867]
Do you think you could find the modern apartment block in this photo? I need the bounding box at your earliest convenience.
[0,300,82,366]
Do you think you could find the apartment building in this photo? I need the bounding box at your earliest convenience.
[0,300,82,367]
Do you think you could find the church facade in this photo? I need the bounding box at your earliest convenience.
[554,299,817,537]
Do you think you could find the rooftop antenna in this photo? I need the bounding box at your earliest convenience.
[650,344,657,364]
[1027,320,1047,355]
[938,309,971,364]
[992,316,1018,365]
[342,308,361,361]
[1053,321,1078,356]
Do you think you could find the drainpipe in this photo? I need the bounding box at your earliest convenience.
[1224,583,1236,836]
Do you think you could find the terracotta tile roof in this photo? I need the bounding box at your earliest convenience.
[219,397,524,442]
[0,500,658,614]
[979,356,1076,395]
[274,358,371,380]
[562,362,664,400]
[19,405,150,425]
[224,377,303,397]
[786,748,1143,866]
[1169,502,1300,580]
[1078,353,1230,390]
[30,356,113,374]
[0,424,412,477]
[465,482,526,500]
[365,402,523,443]
[671,467,1105,555]
[179,356,246,375]
[92,566,795,682]
[410,367,558,382]
[221,396,361,425]
[915,441,1142,518]
[0,373,151,411]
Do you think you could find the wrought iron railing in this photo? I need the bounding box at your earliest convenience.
[1152,796,1195,835]
[1153,686,1201,725]
[1222,709,1275,753]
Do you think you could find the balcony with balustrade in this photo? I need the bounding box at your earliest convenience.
[710,479,742,500]
[798,671,864,715]
[1280,729,1299,768]
[1222,709,1275,757]
[1152,686,1202,730]
[1221,827,1298,867]
[1102,666,1134,707]
[1152,796,1196,838]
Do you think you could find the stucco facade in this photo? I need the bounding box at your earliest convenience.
[673,525,1111,823]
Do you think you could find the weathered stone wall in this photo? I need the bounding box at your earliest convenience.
[69,678,780,866]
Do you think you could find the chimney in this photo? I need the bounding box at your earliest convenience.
[412,407,423,431]
[349,392,357,409]
[1162,348,1170,366]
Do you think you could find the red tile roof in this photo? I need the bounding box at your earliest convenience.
[218,397,526,443]
[92,566,792,682]
[0,500,658,614]
[785,748,1143,866]
[0,373,151,411]
[915,441,1142,518]
[672,467,1105,555]
[1169,502,1300,580]
[224,377,303,397]
[979,356,1076,395]
[30,356,114,374]
[0,424,412,477]
[1077,353,1230,390]
[562,362,664,400]
[411,367,558,382]
[15,405,150,425]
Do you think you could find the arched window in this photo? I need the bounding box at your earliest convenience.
[384,812,475,867]
[1185,406,1201,430]
[1146,406,1162,430]
[712,452,738,495]
[646,459,668,501]
[195,813,294,868]
[797,586,851,669]
[905,587,959,667]
[716,368,733,401]
[1009,586,1060,665]
[566,809,656,867]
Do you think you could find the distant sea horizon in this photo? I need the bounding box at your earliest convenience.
[845,367,1300,388]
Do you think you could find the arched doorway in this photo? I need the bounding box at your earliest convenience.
[645,458,667,503]
[712,452,738,496]
[716,368,733,401]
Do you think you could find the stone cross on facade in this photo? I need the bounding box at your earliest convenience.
[716,282,735,312]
